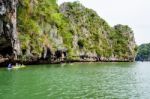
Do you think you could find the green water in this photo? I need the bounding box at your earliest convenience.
[0,62,150,99]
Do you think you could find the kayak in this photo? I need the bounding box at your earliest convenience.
[12,65,26,69]
[7,65,26,70]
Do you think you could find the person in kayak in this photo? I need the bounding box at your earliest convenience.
[8,63,12,68]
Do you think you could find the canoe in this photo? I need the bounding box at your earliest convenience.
[12,65,26,69]
[7,65,26,70]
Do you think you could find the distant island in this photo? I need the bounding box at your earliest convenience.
[136,43,150,61]
[0,0,137,66]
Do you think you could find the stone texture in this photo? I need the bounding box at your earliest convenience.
[0,0,20,59]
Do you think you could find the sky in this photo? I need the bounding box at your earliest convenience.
[58,0,150,45]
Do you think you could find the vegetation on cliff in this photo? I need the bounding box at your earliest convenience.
[0,0,137,63]
[17,0,59,60]
[17,0,136,61]
[135,43,150,61]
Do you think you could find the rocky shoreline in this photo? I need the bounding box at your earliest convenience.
[0,56,134,67]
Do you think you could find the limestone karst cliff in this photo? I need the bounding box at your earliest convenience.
[59,2,137,61]
[0,0,20,62]
[0,0,137,65]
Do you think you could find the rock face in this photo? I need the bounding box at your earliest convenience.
[0,1,137,65]
[59,2,137,61]
[112,24,137,61]
[0,0,20,60]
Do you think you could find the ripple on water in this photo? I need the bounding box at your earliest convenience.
[1,62,150,99]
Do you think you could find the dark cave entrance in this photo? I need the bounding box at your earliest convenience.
[0,37,13,57]
[0,46,13,56]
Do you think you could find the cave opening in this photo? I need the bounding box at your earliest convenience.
[0,46,13,56]
[0,37,13,57]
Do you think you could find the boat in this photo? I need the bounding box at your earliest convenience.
[7,64,26,70]
[12,65,26,69]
